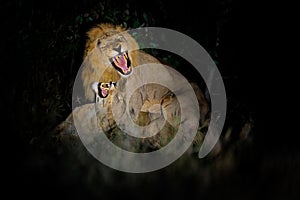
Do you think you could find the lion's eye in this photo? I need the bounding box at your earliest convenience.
[97,39,101,46]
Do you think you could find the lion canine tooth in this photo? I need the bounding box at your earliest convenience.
[114,57,119,63]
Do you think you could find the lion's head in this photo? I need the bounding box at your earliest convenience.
[81,23,140,101]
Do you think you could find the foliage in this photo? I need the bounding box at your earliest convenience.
[5,1,272,198]
[15,0,162,141]
[13,0,254,161]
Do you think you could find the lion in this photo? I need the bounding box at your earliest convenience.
[81,23,160,102]
[56,23,212,154]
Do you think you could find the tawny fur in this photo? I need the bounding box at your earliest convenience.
[58,23,211,153]
[84,23,127,58]
[81,23,158,101]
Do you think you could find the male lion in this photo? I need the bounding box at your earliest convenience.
[81,23,160,102]
[57,23,210,153]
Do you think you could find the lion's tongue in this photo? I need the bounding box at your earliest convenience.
[101,89,108,96]
[115,56,128,73]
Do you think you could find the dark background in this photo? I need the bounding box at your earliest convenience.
[1,0,298,199]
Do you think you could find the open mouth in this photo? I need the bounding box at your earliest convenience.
[110,51,132,76]
[100,88,108,97]
[99,83,110,98]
